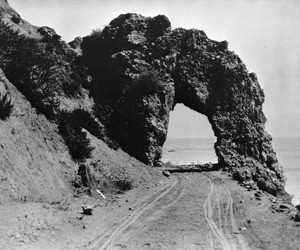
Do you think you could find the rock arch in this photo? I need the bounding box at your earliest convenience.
[81,13,285,195]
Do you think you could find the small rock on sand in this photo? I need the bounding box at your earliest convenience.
[255,191,262,198]
[82,205,93,215]
[295,212,300,222]
[162,170,171,177]
[279,204,294,210]
[239,227,247,231]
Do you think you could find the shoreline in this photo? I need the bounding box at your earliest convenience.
[162,158,300,206]
[163,136,300,206]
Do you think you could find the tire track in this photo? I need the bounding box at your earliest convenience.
[115,178,185,245]
[213,185,222,230]
[202,174,250,250]
[222,183,237,249]
[88,176,181,250]
[203,175,232,250]
[222,183,251,250]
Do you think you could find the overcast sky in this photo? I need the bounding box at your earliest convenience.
[9,0,300,138]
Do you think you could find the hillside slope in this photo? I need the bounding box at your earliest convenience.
[0,69,76,203]
[0,0,160,204]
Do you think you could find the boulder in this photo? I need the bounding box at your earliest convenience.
[295,212,300,222]
[77,164,89,187]
[69,36,83,51]
[279,204,295,210]
[37,26,60,40]
[82,205,93,215]
[162,170,171,177]
[11,14,21,24]
[255,191,262,197]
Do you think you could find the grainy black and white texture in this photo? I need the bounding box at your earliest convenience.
[80,13,286,195]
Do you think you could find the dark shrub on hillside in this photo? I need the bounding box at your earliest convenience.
[81,29,104,78]
[81,28,127,100]
[57,108,119,156]
[0,20,89,119]
[11,14,21,24]
[62,124,94,162]
[129,70,164,96]
[57,109,97,161]
[114,179,132,191]
[67,130,94,162]
[62,79,81,97]
[0,20,60,118]
[57,108,104,138]
[0,92,13,120]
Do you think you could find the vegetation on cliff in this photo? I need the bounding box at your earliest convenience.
[0,92,13,120]
[0,19,113,162]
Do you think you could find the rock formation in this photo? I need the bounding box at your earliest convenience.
[81,13,286,195]
[0,0,286,197]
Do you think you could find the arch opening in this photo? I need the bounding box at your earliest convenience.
[162,104,218,165]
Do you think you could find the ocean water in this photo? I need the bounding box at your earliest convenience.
[162,137,300,205]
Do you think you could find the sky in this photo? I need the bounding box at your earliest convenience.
[8,0,300,138]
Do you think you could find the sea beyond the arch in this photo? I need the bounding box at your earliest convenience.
[162,137,300,205]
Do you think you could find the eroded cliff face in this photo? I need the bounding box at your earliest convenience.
[81,13,285,195]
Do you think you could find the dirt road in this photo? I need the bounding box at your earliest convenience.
[87,172,254,250]
[2,171,299,250]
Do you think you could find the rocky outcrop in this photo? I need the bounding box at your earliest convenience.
[81,13,286,195]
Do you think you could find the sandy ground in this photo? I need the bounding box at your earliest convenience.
[0,171,299,250]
